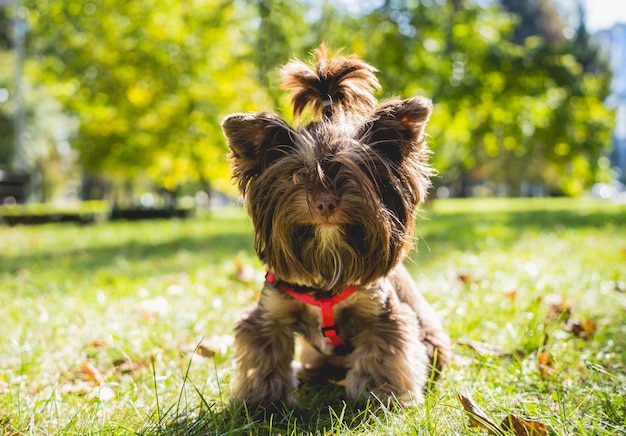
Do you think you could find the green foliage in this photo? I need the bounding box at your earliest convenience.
[319,1,614,196]
[25,0,273,193]
[19,0,615,197]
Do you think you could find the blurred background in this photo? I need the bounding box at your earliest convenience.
[0,0,624,214]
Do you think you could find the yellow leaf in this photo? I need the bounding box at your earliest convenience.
[458,394,500,432]
[126,85,152,108]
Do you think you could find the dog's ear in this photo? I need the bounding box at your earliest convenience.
[222,112,293,194]
[360,97,432,162]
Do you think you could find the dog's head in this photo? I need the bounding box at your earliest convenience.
[222,45,433,293]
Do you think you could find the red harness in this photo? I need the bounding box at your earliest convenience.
[265,272,358,346]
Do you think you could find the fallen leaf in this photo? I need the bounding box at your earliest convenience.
[459,394,550,436]
[457,272,473,285]
[500,413,549,436]
[538,352,557,378]
[91,339,107,348]
[545,295,573,321]
[567,318,597,340]
[504,289,517,300]
[458,394,501,432]
[113,356,149,375]
[81,362,105,385]
[183,335,235,358]
[0,416,18,436]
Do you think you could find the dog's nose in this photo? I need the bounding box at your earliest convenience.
[314,195,339,218]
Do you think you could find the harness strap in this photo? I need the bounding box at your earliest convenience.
[265,272,357,346]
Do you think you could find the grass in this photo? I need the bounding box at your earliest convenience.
[0,197,625,435]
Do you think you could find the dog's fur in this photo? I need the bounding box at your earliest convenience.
[221,45,451,406]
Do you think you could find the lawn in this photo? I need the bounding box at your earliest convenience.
[0,198,625,435]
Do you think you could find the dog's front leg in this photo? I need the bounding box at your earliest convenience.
[344,308,428,405]
[231,304,297,406]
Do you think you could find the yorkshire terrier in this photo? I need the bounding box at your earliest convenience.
[221,45,451,407]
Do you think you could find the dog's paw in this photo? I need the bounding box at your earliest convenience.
[344,369,424,407]
[232,372,298,408]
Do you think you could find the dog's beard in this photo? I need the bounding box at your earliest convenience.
[265,206,394,294]
[299,224,362,291]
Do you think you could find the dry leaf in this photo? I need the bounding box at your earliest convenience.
[458,394,501,432]
[538,352,557,378]
[500,414,549,436]
[0,417,15,436]
[457,272,473,285]
[459,394,550,436]
[504,289,517,300]
[81,362,105,385]
[567,318,597,340]
[183,335,235,358]
[545,294,573,321]
[113,356,149,375]
[197,334,234,357]
[91,339,107,348]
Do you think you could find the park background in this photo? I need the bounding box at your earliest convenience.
[0,0,626,435]
[1,0,625,208]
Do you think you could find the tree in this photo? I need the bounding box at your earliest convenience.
[25,0,274,198]
[21,0,614,199]
[323,0,614,196]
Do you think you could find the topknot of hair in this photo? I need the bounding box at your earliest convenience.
[280,44,381,120]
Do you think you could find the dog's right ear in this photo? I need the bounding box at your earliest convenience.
[222,113,293,195]
[360,97,432,164]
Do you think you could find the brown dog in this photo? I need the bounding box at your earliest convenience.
[221,45,451,407]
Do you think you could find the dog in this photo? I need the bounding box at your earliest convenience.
[221,45,451,407]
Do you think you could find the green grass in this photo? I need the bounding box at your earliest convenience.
[1,198,625,435]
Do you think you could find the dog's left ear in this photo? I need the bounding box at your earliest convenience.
[222,112,293,194]
[360,96,432,162]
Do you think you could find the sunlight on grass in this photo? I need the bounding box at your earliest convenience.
[0,200,625,434]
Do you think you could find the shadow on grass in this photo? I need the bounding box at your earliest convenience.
[2,233,253,273]
[416,206,626,257]
[4,204,624,294]
[140,383,382,436]
[0,215,257,287]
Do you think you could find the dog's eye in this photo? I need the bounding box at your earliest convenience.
[292,168,308,184]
